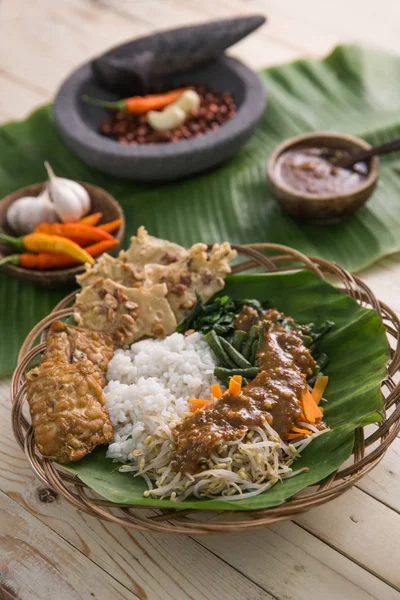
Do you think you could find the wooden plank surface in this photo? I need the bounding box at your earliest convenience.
[0,490,140,600]
[1,0,400,599]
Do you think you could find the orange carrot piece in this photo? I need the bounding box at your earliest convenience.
[188,398,209,405]
[229,376,242,396]
[211,384,222,398]
[312,376,329,405]
[287,433,305,440]
[291,426,312,436]
[302,390,323,424]
[79,212,103,225]
[98,219,123,234]
[189,398,213,412]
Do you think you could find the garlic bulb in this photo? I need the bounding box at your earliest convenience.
[45,162,90,223]
[7,186,58,235]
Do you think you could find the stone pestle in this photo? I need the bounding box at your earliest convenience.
[92,14,267,96]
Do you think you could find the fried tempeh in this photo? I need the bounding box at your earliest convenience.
[42,321,114,387]
[27,322,114,463]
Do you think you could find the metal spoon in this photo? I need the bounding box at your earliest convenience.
[327,138,400,169]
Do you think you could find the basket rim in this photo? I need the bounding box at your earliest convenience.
[10,242,400,533]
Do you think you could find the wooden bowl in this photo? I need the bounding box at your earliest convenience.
[0,182,125,289]
[267,132,380,223]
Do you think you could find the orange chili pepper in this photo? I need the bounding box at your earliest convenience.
[81,88,187,114]
[35,222,113,244]
[0,239,118,270]
[79,212,103,226]
[0,232,94,265]
[97,218,123,234]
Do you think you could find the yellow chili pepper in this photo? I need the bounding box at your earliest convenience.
[0,232,95,265]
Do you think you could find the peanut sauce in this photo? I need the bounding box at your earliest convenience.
[171,308,316,474]
[275,147,368,197]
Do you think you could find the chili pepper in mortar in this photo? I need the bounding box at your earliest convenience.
[81,88,187,114]
[35,222,113,244]
[0,233,94,265]
[0,239,118,270]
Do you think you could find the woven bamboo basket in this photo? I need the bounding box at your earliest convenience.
[11,243,400,533]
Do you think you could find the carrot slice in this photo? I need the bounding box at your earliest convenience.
[229,376,242,396]
[287,434,300,440]
[302,390,323,424]
[211,383,222,398]
[291,426,313,436]
[189,398,212,412]
[189,398,209,405]
[312,375,329,405]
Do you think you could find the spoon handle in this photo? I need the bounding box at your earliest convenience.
[340,138,400,168]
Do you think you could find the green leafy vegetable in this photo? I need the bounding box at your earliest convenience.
[218,336,252,369]
[242,325,260,361]
[232,329,247,351]
[177,295,265,337]
[309,321,335,348]
[203,330,235,368]
[214,366,262,380]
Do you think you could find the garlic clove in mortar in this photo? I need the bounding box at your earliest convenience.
[45,162,90,223]
[147,105,186,131]
[7,186,58,235]
[147,90,201,131]
[173,89,201,114]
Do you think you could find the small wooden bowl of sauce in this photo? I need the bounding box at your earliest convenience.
[267,132,380,223]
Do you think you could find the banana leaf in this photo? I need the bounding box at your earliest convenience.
[63,270,388,510]
[1,43,400,377]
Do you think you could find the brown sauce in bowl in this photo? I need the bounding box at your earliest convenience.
[171,309,316,475]
[275,147,368,197]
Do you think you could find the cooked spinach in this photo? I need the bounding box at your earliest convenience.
[177,294,266,336]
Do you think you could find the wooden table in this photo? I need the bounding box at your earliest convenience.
[1,1,400,598]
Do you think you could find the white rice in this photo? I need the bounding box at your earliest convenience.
[105,332,220,463]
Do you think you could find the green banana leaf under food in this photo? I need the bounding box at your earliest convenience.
[1,44,400,376]
[63,271,388,511]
